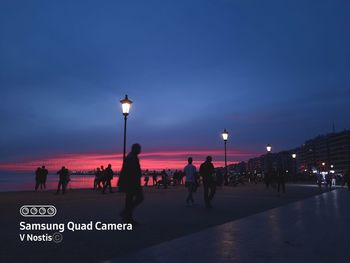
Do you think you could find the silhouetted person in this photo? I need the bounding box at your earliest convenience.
[102,164,114,194]
[119,143,144,224]
[152,171,158,186]
[144,169,150,186]
[200,156,216,208]
[56,166,69,194]
[184,157,197,206]
[94,167,102,189]
[41,165,48,189]
[35,167,41,191]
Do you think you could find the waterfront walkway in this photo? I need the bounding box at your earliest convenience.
[107,188,350,263]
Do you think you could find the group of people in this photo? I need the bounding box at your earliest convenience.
[93,164,114,194]
[183,156,217,208]
[34,143,350,225]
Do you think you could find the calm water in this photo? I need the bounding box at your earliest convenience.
[0,172,161,192]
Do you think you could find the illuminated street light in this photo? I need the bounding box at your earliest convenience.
[292,153,296,159]
[221,129,229,185]
[120,95,133,161]
[266,144,272,152]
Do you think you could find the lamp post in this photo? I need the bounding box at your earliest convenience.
[221,129,229,185]
[120,95,132,161]
[292,153,297,179]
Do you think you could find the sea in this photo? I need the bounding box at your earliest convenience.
[0,171,160,192]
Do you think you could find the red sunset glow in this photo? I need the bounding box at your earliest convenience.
[0,149,257,172]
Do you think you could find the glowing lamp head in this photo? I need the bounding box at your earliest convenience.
[292,153,296,159]
[120,94,132,116]
[266,144,272,152]
[322,162,325,166]
[330,165,334,168]
[222,129,229,141]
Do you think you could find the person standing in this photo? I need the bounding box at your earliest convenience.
[152,171,158,186]
[144,169,150,187]
[41,165,48,189]
[102,164,114,194]
[119,144,144,224]
[56,166,69,195]
[200,156,216,208]
[184,157,197,206]
[35,167,42,191]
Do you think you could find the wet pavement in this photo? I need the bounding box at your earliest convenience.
[107,188,350,263]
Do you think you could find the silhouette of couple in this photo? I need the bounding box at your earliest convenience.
[35,165,48,191]
[184,156,216,208]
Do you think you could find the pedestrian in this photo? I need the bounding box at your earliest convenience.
[184,157,197,206]
[119,143,144,224]
[35,167,42,191]
[56,166,69,195]
[41,165,48,189]
[144,169,149,187]
[200,156,216,208]
[102,164,114,194]
[93,167,102,189]
[331,173,336,186]
[152,171,158,186]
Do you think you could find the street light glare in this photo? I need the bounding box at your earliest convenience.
[266,144,272,152]
[292,153,296,159]
[222,129,229,141]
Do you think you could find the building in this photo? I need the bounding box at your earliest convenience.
[247,129,350,174]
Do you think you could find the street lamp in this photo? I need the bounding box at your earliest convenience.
[292,153,297,178]
[266,144,272,153]
[221,129,229,185]
[120,94,133,161]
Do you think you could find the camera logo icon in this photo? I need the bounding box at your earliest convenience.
[20,205,57,217]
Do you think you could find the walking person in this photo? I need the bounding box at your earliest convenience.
[102,164,114,194]
[56,166,69,195]
[119,144,144,224]
[325,172,332,191]
[200,156,216,208]
[184,157,197,206]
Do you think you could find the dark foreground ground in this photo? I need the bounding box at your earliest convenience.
[0,183,331,263]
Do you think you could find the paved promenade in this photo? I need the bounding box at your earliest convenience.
[108,188,350,263]
[0,183,345,263]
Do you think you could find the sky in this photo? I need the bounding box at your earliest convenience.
[1,0,350,171]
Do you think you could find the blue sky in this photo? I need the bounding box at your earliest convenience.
[1,0,350,165]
